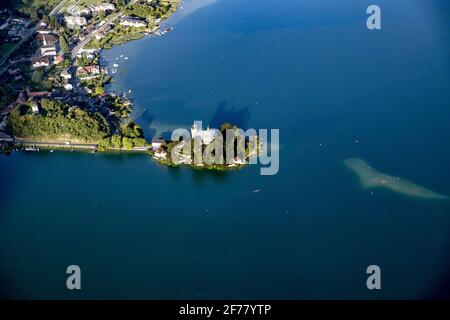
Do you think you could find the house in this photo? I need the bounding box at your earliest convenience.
[64,84,73,91]
[151,138,165,151]
[7,68,21,76]
[37,33,58,45]
[41,45,57,57]
[61,69,72,80]
[91,3,116,12]
[9,54,28,64]
[71,7,91,16]
[53,55,64,65]
[153,149,167,159]
[30,102,39,114]
[65,15,88,28]
[11,18,28,25]
[36,26,52,34]
[120,17,147,28]
[76,65,101,77]
[7,25,24,37]
[26,89,50,99]
[32,56,50,68]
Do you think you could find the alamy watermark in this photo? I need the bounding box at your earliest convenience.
[367,5,381,30]
[154,121,279,176]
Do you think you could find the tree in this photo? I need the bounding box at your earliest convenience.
[94,86,105,96]
[110,134,122,149]
[122,137,134,149]
[31,70,43,83]
[60,36,69,53]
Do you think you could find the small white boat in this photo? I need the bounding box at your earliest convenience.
[252,189,261,193]
[50,150,54,153]
[120,54,124,58]
[113,63,119,67]
[124,57,128,60]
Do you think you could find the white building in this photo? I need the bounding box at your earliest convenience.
[61,69,72,80]
[191,121,217,145]
[41,45,57,57]
[65,16,88,28]
[91,3,116,12]
[151,139,165,151]
[64,84,73,91]
[31,102,39,114]
[153,149,167,159]
[120,17,147,28]
[32,56,50,68]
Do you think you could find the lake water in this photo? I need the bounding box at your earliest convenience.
[1,0,450,299]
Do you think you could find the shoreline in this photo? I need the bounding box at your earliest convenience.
[1,0,252,172]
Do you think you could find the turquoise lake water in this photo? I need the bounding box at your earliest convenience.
[1,0,450,298]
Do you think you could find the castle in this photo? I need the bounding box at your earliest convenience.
[190,121,216,145]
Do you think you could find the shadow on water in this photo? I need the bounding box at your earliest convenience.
[209,101,251,130]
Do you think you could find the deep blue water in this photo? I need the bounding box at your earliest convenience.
[1,0,450,299]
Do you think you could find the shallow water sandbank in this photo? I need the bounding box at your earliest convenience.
[344,158,449,200]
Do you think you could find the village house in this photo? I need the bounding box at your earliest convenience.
[37,33,58,45]
[65,15,88,28]
[36,26,52,34]
[30,102,39,114]
[120,17,147,28]
[70,7,91,16]
[76,65,101,77]
[64,83,73,91]
[41,45,57,57]
[9,54,28,64]
[32,56,50,68]
[7,68,21,76]
[90,3,116,12]
[61,69,72,80]
[153,149,168,160]
[151,138,165,151]
[53,55,64,65]
[7,24,24,37]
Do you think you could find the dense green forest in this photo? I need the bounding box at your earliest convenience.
[9,99,111,143]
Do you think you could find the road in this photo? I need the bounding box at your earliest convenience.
[14,139,98,150]
[13,139,151,152]
[71,0,140,59]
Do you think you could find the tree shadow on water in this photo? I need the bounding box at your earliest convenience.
[209,101,251,130]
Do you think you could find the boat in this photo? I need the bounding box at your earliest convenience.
[113,63,119,67]
[50,150,54,153]
[24,146,39,152]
